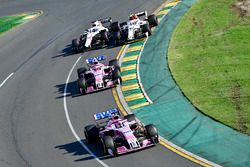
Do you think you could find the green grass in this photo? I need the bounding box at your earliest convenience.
[0,15,27,34]
[168,0,250,134]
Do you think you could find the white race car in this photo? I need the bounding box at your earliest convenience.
[72,18,112,53]
[110,11,158,45]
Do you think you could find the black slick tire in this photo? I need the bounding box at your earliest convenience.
[148,14,158,27]
[77,78,86,95]
[84,124,99,143]
[102,136,116,156]
[145,124,159,144]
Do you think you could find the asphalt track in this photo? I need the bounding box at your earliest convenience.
[0,0,200,166]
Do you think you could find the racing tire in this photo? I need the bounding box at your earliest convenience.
[148,14,158,27]
[142,23,152,36]
[86,77,96,89]
[102,136,117,156]
[124,114,136,122]
[145,124,159,144]
[84,124,99,143]
[113,31,121,46]
[120,22,127,27]
[72,38,80,53]
[112,68,122,85]
[100,31,109,45]
[77,78,86,95]
[77,67,87,78]
[110,21,121,32]
[108,59,120,71]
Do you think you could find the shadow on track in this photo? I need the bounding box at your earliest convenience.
[55,80,116,99]
[55,81,81,99]
[52,39,119,59]
[55,140,114,162]
[52,44,73,58]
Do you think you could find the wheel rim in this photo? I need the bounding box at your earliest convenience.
[101,139,107,154]
[117,78,120,84]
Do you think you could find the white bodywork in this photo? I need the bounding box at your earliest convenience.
[120,11,149,40]
[126,19,147,40]
[83,21,108,48]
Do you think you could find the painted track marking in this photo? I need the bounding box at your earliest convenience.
[63,56,109,167]
[0,73,14,88]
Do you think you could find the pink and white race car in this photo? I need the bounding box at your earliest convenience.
[77,55,121,94]
[84,109,159,156]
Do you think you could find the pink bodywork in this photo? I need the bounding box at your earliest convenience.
[100,119,155,155]
[85,63,115,93]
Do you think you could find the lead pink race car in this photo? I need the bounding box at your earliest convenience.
[77,55,121,94]
[84,108,159,156]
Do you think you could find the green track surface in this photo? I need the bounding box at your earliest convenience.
[0,15,26,34]
[168,0,250,134]
[0,12,39,34]
[137,0,250,166]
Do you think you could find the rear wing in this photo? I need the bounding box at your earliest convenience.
[91,17,112,27]
[135,11,147,17]
[129,11,148,20]
[91,17,112,24]
[86,55,106,65]
[93,108,121,127]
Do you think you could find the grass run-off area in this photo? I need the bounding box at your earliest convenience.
[0,15,27,34]
[168,0,250,134]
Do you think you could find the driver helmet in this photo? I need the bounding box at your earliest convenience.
[112,114,120,121]
[130,14,138,20]
[115,121,123,128]
[93,58,99,65]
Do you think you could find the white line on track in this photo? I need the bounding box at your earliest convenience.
[63,56,109,167]
[0,72,14,88]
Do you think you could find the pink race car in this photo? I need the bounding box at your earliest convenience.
[77,55,121,94]
[84,109,159,156]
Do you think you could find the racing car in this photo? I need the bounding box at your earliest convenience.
[110,11,158,45]
[77,55,121,94]
[84,108,159,156]
[72,18,112,53]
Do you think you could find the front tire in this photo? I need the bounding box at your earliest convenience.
[142,23,152,36]
[112,68,122,85]
[77,67,87,78]
[145,124,159,144]
[72,38,80,53]
[113,31,121,46]
[102,136,116,156]
[100,31,109,45]
[77,78,86,95]
[109,59,120,71]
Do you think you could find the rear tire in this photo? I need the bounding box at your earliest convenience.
[84,124,99,143]
[145,124,159,144]
[110,22,120,32]
[102,136,116,156]
[148,14,158,27]
[124,114,136,122]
